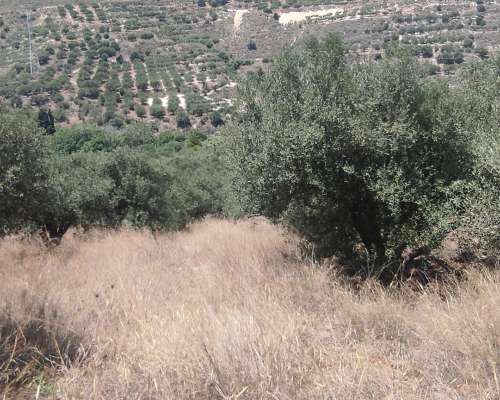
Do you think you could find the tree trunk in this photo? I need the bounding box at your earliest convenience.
[348,195,386,261]
[42,222,71,246]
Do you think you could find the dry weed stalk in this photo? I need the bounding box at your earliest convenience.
[0,218,498,399]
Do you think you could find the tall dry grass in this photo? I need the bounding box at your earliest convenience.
[0,218,499,399]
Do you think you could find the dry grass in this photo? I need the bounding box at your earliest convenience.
[0,218,499,399]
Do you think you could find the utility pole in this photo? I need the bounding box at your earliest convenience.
[26,9,33,76]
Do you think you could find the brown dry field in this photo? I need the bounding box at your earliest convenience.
[0,218,499,399]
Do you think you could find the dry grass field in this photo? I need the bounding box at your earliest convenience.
[1,218,499,399]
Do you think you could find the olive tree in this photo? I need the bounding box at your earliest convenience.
[0,108,48,235]
[453,57,500,256]
[226,36,477,280]
[40,148,181,241]
[41,151,114,241]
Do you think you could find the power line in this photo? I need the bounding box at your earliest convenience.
[26,9,33,76]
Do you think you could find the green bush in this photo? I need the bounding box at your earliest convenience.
[140,32,154,40]
[168,93,179,114]
[463,37,474,48]
[49,125,117,154]
[211,110,224,127]
[38,125,225,238]
[150,97,165,119]
[226,36,490,280]
[176,109,190,129]
[0,109,47,235]
[454,58,500,255]
[186,92,211,117]
[53,107,68,122]
[135,104,146,118]
[167,138,227,221]
[475,47,489,59]
[41,151,114,239]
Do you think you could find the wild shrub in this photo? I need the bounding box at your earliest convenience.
[226,36,498,280]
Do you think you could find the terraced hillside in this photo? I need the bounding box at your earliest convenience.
[0,0,499,130]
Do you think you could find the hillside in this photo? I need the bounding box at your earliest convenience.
[0,0,499,130]
[1,218,499,399]
[1,3,499,398]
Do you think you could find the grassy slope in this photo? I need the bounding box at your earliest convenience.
[1,218,499,399]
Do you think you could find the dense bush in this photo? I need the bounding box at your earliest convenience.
[140,32,154,40]
[0,109,47,235]
[454,58,500,255]
[0,113,226,241]
[167,137,228,220]
[226,36,498,279]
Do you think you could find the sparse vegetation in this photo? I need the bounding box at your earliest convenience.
[1,0,498,130]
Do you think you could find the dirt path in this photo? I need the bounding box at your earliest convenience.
[233,9,248,32]
[278,7,343,25]
[70,67,80,88]
[177,93,186,110]
[147,95,169,107]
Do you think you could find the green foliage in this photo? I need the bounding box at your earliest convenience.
[463,37,474,49]
[437,45,464,64]
[42,152,113,238]
[167,93,179,114]
[35,122,225,238]
[150,97,165,119]
[31,94,49,107]
[208,0,227,6]
[49,125,117,154]
[176,109,191,129]
[39,149,182,238]
[134,62,149,91]
[135,104,146,118]
[140,32,154,40]
[211,110,224,127]
[454,57,500,253]
[99,149,178,230]
[226,35,489,279]
[38,109,56,135]
[53,107,67,123]
[116,123,157,148]
[167,138,227,221]
[0,109,47,235]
